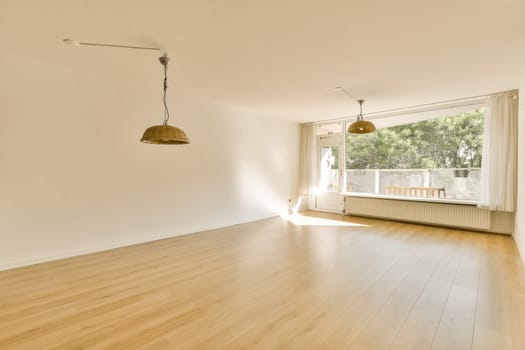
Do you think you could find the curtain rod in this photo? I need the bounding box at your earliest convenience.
[313,89,518,125]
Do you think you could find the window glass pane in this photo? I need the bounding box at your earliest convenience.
[319,146,339,192]
[345,109,484,202]
[345,169,375,193]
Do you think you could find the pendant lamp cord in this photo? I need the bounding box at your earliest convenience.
[357,99,364,121]
[162,60,170,126]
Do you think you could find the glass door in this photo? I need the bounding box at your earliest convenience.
[319,145,340,192]
[316,134,344,212]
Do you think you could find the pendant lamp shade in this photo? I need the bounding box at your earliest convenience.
[141,54,190,144]
[348,120,376,134]
[347,99,376,134]
[141,125,189,144]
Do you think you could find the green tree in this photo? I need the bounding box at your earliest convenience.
[346,110,484,169]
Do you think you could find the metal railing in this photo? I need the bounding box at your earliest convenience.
[346,168,481,201]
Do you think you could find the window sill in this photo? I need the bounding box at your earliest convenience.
[339,192,478,206]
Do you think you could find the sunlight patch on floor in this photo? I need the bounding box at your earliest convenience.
[281,213,368,227]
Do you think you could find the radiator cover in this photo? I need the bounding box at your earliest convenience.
[344,196,491,231]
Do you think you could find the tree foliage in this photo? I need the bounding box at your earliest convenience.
[346,110,484,169]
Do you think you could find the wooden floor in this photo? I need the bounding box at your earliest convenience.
[1,212,525,350]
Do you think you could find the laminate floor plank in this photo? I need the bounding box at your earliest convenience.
[429,232,483,350]
[387,231,466,350]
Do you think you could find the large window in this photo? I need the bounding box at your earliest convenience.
[345,109,484,202]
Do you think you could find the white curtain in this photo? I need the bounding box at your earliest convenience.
[298,123,316,210]
[479,91,518,212]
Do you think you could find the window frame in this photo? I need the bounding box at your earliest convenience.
[314,100,486,205]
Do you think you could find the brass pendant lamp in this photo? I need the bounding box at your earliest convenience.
[141,54,190,144]
[348,99,376,134]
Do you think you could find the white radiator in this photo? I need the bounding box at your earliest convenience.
[344,196,491,231]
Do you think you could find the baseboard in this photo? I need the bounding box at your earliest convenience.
[0,212,280,271]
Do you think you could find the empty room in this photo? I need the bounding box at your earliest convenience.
[1,0,525,349]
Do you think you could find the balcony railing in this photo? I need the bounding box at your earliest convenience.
[346,168,481,201]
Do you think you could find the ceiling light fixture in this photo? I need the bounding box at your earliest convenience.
[63,38,189,144]
[348,99,376,134]
[334,87,376,134]
[140,54,190,144]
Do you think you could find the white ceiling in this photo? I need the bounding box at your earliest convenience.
[1,0,524,122]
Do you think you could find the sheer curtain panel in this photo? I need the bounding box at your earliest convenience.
[298,123,316,210]
[479,91,518,212]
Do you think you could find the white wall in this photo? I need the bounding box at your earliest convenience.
[0,51,300,270]
[514,77,525,266]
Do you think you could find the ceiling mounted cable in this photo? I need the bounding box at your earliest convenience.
[63,38,161,51]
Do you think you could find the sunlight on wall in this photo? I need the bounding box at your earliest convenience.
[292,197,302,214]
[237,154,289,215]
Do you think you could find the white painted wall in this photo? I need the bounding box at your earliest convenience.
[0,51,300,270]
[514,77,525,266]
